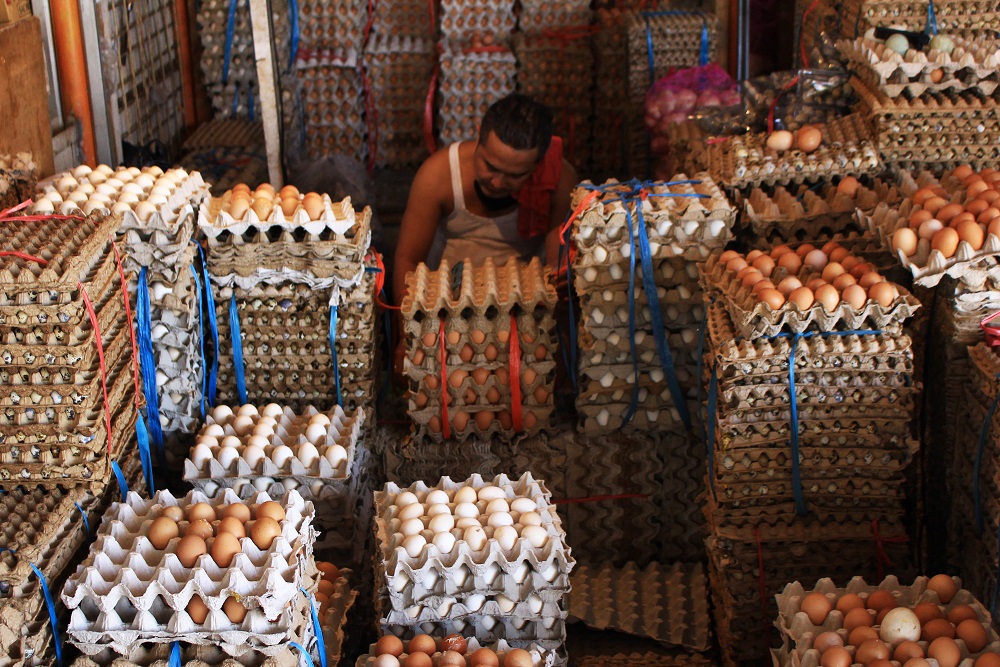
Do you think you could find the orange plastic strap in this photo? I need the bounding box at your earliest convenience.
[109,236,143,411]
[508,317,523,432]
[982,310,1000,346]
[438,318,450,440]
[373,251,401,311]
[0,251,48,265]
[558,189,601,245]
[80,285,113,454]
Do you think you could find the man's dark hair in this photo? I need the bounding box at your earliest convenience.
[478,94,553,157]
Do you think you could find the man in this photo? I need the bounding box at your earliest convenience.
[391,94,578,305]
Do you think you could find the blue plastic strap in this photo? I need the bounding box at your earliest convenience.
[641,11,708,86]
[289,643,317,667]
[135,413,155,495]
[222,0,239,84]
[927,0,938,35]
[699,20,709,66]
[248,85,255,122]
[0,547,15,557]
[706,364,718,501]
[644,15,657,88]
[301,588,327,667]
[111,460,129,501]
[190,264,208,419]
[74,502,90,535]
[196,244,219,406]
[136,268,165,465]
[229,294,248,404]
[231,83,241,117]
[973,375,1000,534]
[30,563,62,667]
[169,642,182,667]
[288,0,299,68]
[329,304,342,406]
[622,204,642,428]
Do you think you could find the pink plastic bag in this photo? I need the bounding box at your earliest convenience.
[643,63,740,144]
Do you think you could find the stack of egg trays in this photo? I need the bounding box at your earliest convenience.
[518,0,591,32]
[512,32,594,168]
[567,175,735,434]
[0,213,141,489]
[332,252,381,414]
[624,11,719,177]
[439,0,515,41]
[853,75,1000,171]
[363,34,435,169]
[705,514,913,665]
[400,257,558,443]
[183,404,364,512]
[298,0,368,51]
[436,38,517,146]
[839,0,1000,36]
[61,488,318,658]
[295,48,367,164]
[373,473,573,650]
[69,643,312,667]
[773,576,999,667]
[384,430,502,486]
[355,639,558,666]
[369,0,433,37]
[701,300,920,523]
[0,152,36,210]
[197,0,292,119]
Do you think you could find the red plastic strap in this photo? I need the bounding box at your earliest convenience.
[0,199,86,224]
[982,310,1000,346]
[0,251,48,265]
[424,48,441,154]
[508,317,523,432]
[558,189,600,245]
[438,318,450,440]
[80,284,113,454]
[799,0,821,69]
[553,492,651,505]
[109,236,143,412]
[754,526,770,656]
[871,520,908,581]
[540,25,601,42]
[373,250,401,311]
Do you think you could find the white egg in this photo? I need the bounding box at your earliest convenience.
[147,193,168,207]
[231,480,247,495]
[485,498,510,514]
[134,174,155,189]
[453,486,477,504]
[135,201,157,222]
[243,444,266,469]
[432,531,456,554]
[203,481,220,496]
[60,200,81,215]
[72,165,92,179]
[519,511,542,527]
[496,594,515,613]
[456,517,480,530]
[57,175,78,191]
[95,183,118,197]
[271,445,294,468]
[305,423,327,445]
[463,526,488,551]
[117,192,139,205]
[81,198,104,214]
[246,435,270,449]
[309,413,331,427]
[402,534,426,558]
[212,406,234,422]
[521,525,548,548]
[398,503,425,521]
[32,198,55,214]
[425,489,450,505]
[252,422,275,438]
[146,165,164,176]
[262,403,283,419]
[396,491,419,507]
[221,435,242,449]
[310,481,325,496]
[494,525,518,550]
[253,477,274,492]
[216,446,241,469]
[95,164,115,176]
[149,185,172,198]
[203,423,225,438]
[400,518,424,537]
[111,202,132,215]
[454,502,480,519]
[196,435,219,449]
[190,444,214,469]
[510,497,536,513]
[477,485,505,502]
[324,444,348,469]
[231,415,255,436]
[428,513,455,533]
[258,416,277,429]
[237,404,259,417]
[487,512,513,528]
[426,503,450,517]
[122,182,144,195]
[114,169,133,182]
[282,479,300,491]
[297,442,319,468]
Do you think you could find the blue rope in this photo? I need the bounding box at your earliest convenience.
[641,11,710,88]
[288,0,299,69]
[169,642,182,667]
[136,268,165,466]
[74,502,90,535]
[191,264,208,419]
[222,0,239,84]
[231,82,241,118]
[926,0,938,35]
[135,413,155,495]
[196,244,219,407]
[111,460,129,501]
[973,374,1000,534]
[301,588,327,667]
[229,294,247,404]
[329,304,342,406]
[248,84,255,122]
[623,205,642,429]
[289,642,317,667]
[30,563,62,667]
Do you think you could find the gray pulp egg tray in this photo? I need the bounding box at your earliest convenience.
[438,0,515,40]
[568,174,736,265]
[514,34,594,120]
[298,0,367,50]
[577,285,705,331]
[516,0,592,37]
[699,252,920,338]
[62,488,318,656]
[380,614,566,653]
[572,254,703,292]
[0,152,36,210]
[355,639,556,667]
[68,643,309,667]
[437,40,517,147]
[199,194,361,245]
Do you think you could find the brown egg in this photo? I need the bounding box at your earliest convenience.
[408,634,438,655]
[894,641,925,662]
[953,165,974,180]
[413,391,429,408]
[931,227,960,258]
[842,284,868,310]
[858,271,883,289]
[922,618,956,641]
[424,375,439,391]
[767,130,795,152]
[315,591,330,616]
[982,189,1000,204]
[836,593,866,613]
[797,126,823,153]
[771,244,794,258]
[318,561,340,580]
[913,601,945,624]
[965,198,991,216]
[303,197,324,221]
[909,209,934,228]
[223,503,252,522]
[211,532,242,567]
[147,517,179,550]
[187,594,210,624]
[840,256,859,272]
[928,638,962,667]
[975,654,1000,667]
[449,369,468,389]
[815,284,841,313]
[404,654,433,667]
[738,270,762,289]
[503,649,533,667]
[821,646,853,667]
[979,207,1000,226]
[752,255,776,277]
[844,606,876,631]
[251,198,273,220]
[445,330,460,346]
[452,411,470,432]
[957,618,988,652]
[495,368,509,385]
[228,197,250,220]
[803,249,829,272]
[968,180,991,199]
[484,344,499,361]
[814,631,844,653]
[459,344,475,363]
[376,636,405,657]
[428,416,441,433]
[796,243,818,258]
[497,410,513,429]
[937,203,964,223]
[788,287,815,310]
[870,660,894,667]
[946,604,978,625]
[251,516,281,550]
[161,506,185,521]
[256,501,286,522]
[474,411,494,430]
[905,659,933,667]
[798,592,831,626]
[806,278,827,292]
[856,639,891,666]
[757,288,786,309]
[830,247,851,263]
[868,282,898,308]
[893,228,919,256]
[929,574,960,603]
[223,597,247,623]
[837,176,861,198]
[850,626,881,647]
[278,197,298,218]
[821,261,846,282]
[188,503,216,522]
[469,649,500,667]
[176,535,208,567]
[850,262,874,280]
[989,217,1000,238]
[752,279,776,294]
[187,519,214,540]
[726,257,748,274]
[833,273,858,290]
[778,252,803,273]
[522,368,538,385]
[533,386,548,403]
[440,652,467,666]
[231,183,252,194]
[534,344,547,361]
[218,516,247,539]
[777,276,803,295]
[318,579,336,597]
[441,635,468,654]
[470,367,490,385]
[913,187,940,205]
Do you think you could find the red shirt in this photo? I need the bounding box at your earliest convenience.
[515,137,563,239]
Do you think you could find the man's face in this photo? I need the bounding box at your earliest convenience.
[473,131,541,198]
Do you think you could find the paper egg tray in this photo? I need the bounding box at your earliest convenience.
[436,40,517,146]
[574,253,702,293]
[200,193,360,242]
[569,561,710,651]
[375,473,573,606]
[0,152,36,210]
[773,576,999,667]
[839,0,1000,35]
[380,615,566,651]
[518,0,591,31]
[700,253,920,338]
[63,488,316,623]
[569,174,736,262]
[513,32,594,118]
[355,639,557,667]
[369,0,432,36]
[295,55,367,163]
[578,289,705,330]
[68,643,309,667]
[439,0,515,39]
[377,589,568,627]
[625,11,719,106]
[198,0,292,86]
[298,0,368,51]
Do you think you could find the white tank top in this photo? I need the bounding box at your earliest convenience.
[425,142,544,270]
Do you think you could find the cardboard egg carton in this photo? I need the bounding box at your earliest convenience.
[440,0,516,40]
[839,0,1000,35]
[298,0,368,51]
[624,11,719,107]
[577,290,705,330]
[200,192,358,240]
[574,254,702,294]
[68,643,310,667]
[355,639,557,667]
[518,0,591,31]
[0,152,36,210]
[380,615,566,651]
[375,473,573,606]
[705,114,882,189]
[436,39,517,146]
[772,575,999,667]
[569,175,735,264]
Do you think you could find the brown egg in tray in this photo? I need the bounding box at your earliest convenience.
[439,0,516,40]
[518,0,591,32]
[298,0,367,50]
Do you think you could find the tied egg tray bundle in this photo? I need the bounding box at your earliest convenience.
[297,0,368,51]
[61,489,319,657]
[436,39,517,148]
[295,49,368,164]
[70,643,314,667]
[772,575,1000,667]
[356,637,556,666]
[0,213,141,487]
[369,0,432,36]
[373,473,573,650]
[517,0,591,32]
[705,114,882,190]
[438,0,516,41]
[401,258,557,442]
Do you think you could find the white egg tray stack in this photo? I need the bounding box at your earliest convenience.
[298,0,368,51]
[400,258,558,443]
[355,639,558,667]
[364,34,435,169]
[518,0,591,31]
[183,404,363,504]
[0,151,36,210]
[374,473,573,649]
[62,488,317,657]
[439,0,516,41]
[436,39,517,146]
[295,49,367,164]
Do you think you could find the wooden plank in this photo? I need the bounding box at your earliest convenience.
[248,0,283,187]
[0,18,55,176]
[715,0,730,73]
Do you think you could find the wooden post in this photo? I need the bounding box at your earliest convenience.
[49,0,97,165]
[0,17,55,176]
[248,0,283,187]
